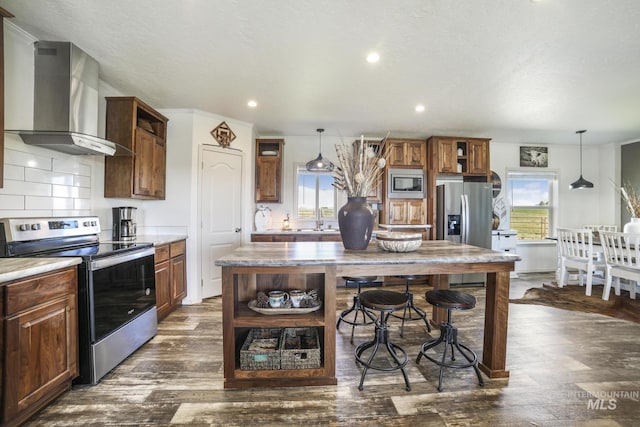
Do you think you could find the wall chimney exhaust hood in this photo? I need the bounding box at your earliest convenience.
[7,41,123,156]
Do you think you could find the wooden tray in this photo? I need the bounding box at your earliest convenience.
[248,300,322,315]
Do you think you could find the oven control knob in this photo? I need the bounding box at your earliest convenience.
[83,221,90,227]
[19,224,29,231]
[31,224,41,231]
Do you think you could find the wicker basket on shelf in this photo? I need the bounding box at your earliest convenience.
[240,328,283,370]
[280,327,321,370]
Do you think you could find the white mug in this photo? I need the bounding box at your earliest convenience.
[289,290,306,308]
[268,290,289,308]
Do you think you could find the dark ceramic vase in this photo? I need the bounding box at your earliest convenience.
[338,197,374,250]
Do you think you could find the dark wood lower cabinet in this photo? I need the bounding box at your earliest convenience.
[1,267,78,427]
[155,240,187,321]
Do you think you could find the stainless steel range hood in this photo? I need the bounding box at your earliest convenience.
[10,41,118,156]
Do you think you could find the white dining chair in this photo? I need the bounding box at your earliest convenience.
[556,228,606,296]
[582,225,618,232]
[599,231,640,300]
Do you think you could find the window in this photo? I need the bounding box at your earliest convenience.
[296,166,337,220]
[507,170,558,241]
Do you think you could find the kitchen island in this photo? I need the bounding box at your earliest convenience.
[215,240,519,389]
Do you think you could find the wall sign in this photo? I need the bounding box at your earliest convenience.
[210,121,236,148]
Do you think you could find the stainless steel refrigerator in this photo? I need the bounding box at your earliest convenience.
[436,179,493,286]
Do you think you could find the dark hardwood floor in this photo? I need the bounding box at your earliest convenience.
[23,273,640,426]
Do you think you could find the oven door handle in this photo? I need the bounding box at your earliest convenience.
[90,247,156,271]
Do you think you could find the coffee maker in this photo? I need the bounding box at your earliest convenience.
[112,207,137,241]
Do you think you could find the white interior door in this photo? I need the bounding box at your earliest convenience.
[200,146,243,298]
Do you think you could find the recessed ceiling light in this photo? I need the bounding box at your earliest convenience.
[366,52,380,63]
[415,104,426,113]
[247,100,258,108]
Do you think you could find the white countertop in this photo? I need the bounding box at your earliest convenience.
[0,257,82,283]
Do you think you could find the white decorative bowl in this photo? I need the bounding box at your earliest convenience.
[376,231,423,252]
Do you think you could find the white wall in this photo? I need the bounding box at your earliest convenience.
[155,109,254,304]
[490,140,619,273]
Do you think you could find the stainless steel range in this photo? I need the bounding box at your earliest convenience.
[0,216,157,385]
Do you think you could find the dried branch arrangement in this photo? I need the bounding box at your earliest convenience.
[333,133,390,198]
[620,181,640,218]
[612,179,640,218]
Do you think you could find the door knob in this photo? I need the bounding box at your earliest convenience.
[235,227,242,232]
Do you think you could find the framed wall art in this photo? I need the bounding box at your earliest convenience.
[520,146,548,167]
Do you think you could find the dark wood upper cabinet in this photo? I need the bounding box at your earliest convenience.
[0,8,14,189]
[104,97,169,199]
[255,139,284,203]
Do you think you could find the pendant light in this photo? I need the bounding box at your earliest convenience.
[306,128,334,172]
[569,129,594,189]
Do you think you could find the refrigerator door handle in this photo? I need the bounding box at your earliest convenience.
[462,194,470,244]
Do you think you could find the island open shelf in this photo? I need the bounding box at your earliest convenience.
[221,264,337,388]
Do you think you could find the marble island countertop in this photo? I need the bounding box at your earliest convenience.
[216,240,520,267]
[0,257,82,283]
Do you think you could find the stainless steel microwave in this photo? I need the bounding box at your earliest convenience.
[387,168,425,199]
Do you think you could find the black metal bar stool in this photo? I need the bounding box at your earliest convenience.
[389,275,431,337]
[336,276,378,343]
[416,289,484,392]
[355,290,411,391]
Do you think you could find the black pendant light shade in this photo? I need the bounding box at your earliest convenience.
[306,128,334,172]
[569,129,594,190]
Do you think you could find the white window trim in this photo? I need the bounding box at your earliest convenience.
[293,163,338,221]
[506,168,559,241]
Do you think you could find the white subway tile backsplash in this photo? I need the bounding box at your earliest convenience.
[74,198,91,210]
[3,147,95,216]
[0,210,52,218]
[51,185,91,199]
[53,158,92,176]
[25,168,75,186]
[4,149,52,171]
[0,179,51,197]
[54,210,91,217]
[25,196,74,210]
[74,175,91,188]
[3,164,24,181]
[0,194,25,209]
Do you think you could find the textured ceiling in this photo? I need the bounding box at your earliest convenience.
[2,0,640,144]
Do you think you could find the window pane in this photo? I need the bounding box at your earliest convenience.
[296,168,337,220]
[318,175,335,218]
[511,179,549,207]
[507,171,556,241]
[297,173,317,219]
[511,207,549,240]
